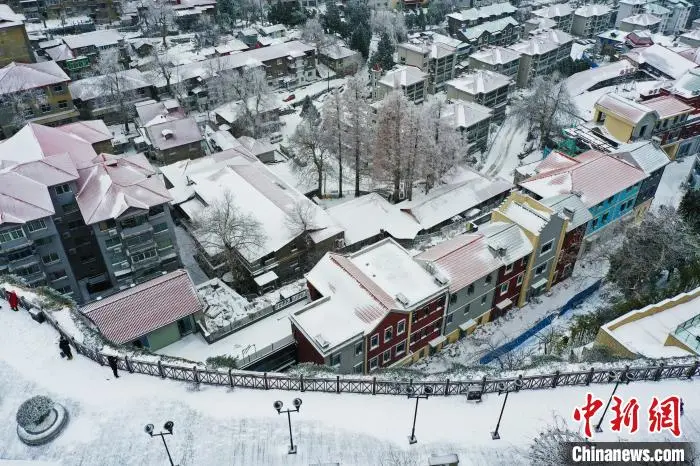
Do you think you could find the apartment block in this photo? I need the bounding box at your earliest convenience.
[0,61,79,138]
[457,17,521,48]
[447,2,517,36]
[7,0,121,23]
[532,3,574,32]
[441,99,494,155]
[509,29,573,88]
[396,34,470,93]
[374,66,429,103]
[0,123,181,303]
[0,5,34,66]
[445,70,512,121]
[572,5,612,38]
[469,46,522,81]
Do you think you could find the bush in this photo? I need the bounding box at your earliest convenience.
[206,355,238,369]
[16,396,54,428]
[581,346,629,363]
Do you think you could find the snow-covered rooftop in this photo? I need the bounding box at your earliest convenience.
[441,99,494,129]
[378,65,428,88]
[611,140,670,174]
[44,43,76,61]
[469,46,521,65]
[0,61,70,95]
[643,95,693,119]
[447,2,517,22]
[326,193,421,246]
[62,29,122,50]
[623,44,698,79]
[595,92,655,124]
[461,17,519,41]
[446,69,511,95]
[509,29,572,56]
[135,99,185,127]
[575,4,611,17]
[532,3,573,18]
[601,286,700,358]
[671,67,700,97]
[319,44,358,60]
[145,117,202,150]
[0,4,25,29]
[565,60,636,96]
[499,200,551,233]
[622,13,662,27]
[57,120,112,145]
[519,151,647,208]
[397,169,513,230]
[69,69,152,101]
[541,193,592,231]
[81,270,201,345]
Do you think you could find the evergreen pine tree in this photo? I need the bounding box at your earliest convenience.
[323,0,344,35]
[370,32,394,71]
[679,188,700,235]
[300,95,320,123]
[350,25,371,58]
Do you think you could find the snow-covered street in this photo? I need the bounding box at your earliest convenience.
[480,115,537,181]
[2,306,700,465]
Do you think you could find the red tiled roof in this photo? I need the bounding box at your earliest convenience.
[81,270,201,344]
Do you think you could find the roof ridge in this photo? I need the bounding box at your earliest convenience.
[329,254,395,311]
[83,270,186,312]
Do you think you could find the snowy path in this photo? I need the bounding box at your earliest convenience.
[481,115,530,180]
[652,156,696,210]
[1,307,699,465]
[174,226,208,285]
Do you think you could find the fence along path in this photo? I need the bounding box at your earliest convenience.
[9,291,700,397]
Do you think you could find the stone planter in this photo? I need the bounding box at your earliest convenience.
[16,396,69,446]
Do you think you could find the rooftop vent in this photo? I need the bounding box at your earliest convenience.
[396,293,410,306]
[563,207,575,220]
[161,129,174,139]
[315,334,330,349]
[434,273,449,286]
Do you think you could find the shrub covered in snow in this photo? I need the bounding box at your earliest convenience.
[16,396,54,428]
[529,416,586,465]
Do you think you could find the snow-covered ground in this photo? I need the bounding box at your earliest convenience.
[2,305,698,465]
[572,80,666,121]
[652,156,696,210]
[174,226,208,285]
[480,114,539,181]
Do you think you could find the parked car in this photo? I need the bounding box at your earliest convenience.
[283,94,295,102]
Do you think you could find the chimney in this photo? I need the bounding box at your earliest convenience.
[563,207,575,220]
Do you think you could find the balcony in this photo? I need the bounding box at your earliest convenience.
[126,238,156,255]
[8,255,40,273]
[23,271,47,286]
[119,222,153,239]
[0,237,33,254]
[131,255,160,271]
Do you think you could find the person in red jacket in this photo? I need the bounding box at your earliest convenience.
[8,290,19,312]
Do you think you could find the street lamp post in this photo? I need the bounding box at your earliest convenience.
[144,421,176,466]
[491,379,523,440]
[407,385,433,444]
[274,398,302,454]
[595,370,633,433]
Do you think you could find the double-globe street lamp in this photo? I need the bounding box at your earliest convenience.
[145,421,176,466]
[407,385,433,444]
[274,398,302,454]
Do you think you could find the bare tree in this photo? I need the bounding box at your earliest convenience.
[193,15,222,49]
[372,91,412,203]
[534,326,561,355]
[290,119,331,196]
[93,48,137,133]
[529,415,586,466]
[143,0,176,47]
[0,78,48,134]
[146,47,175,95]
[343,73,373,197]
[193,190,266,284]
[321,88,345,198]
[301,17,328,47]
[420,95,461,193]
[512,74,577,149]
[284,199,324,271]
[371,10,408,44]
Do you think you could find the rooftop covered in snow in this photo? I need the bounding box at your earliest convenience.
[378,65,428,88]
[446,69,511,95]
[447,2,517,22]
[575,4,611,17]
[62,29,123,50]
[69,69,153,101]
[57,120,112,145]
[460,17,519,41]
[509,29,573,56]
[541,194,592,231]
[623,44,698,79]
[611,140,670,174]
[144,117,202,151]
[0,61,70,95]
[0,4,25,29]
[469,46,521,65]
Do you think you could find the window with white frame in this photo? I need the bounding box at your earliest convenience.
[535,263,547,276]
[353,362,363,374]
[0,227,25,243]
[395,341,406,356]
[370,334,379,349]
[382,349,391,363]
[397,319,406,335]
[54,184,71,195]
[446,313,453,325]
[500,282,509,294]
[384,326,393,342]
[26,219,47,232]
[354,341,363,356]
[132,249,157,263]
[517,274,524,286]
[505,262,514,273]
[330,353,341,367]
[540,240,553,254]
[369,357,378,371]
[42,252,60,265]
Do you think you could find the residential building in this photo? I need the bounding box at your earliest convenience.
[258,24,287,39]
[0,61,79,138]
[623,44,698,80]
[213,98,282,139]
[518,150,648,239]
[0,123,181,302]
[374,66,428,103]
[0,5,34,66]
[532,3,574,32]
[57,120,113,153]
[441,99,494,155]
[318,44,360,77]
[81,270,202,351]
[524,17,557,36]
[446,70,512,121]
[572,5,612,38]
[595,286,700,358]
[541,194,592,285]
[61,29,124,62]
[509,29,573,88]
[680,29,700,48]
[615,0,648,28]
[7,0,120,23]
[161,148,344,291]
[491,193,567,303]
[43,44,91,79]
[644,3,671,33]
[620,13,663,33]
[661,0,691,35]
[447,2,518,36]
[290,238,449,374]
[68,69,154,124]
[415,222,532,342]
[144,117,204,164]
[396,34,471,93]
[456,17,521,49]
[565,60,637,97]
[469,46,522,81]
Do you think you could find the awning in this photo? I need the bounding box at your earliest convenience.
[459,319,477,332]
[429,335,447,348]
[531,278,548,289]
[495,298,513,310]
[254,270,278,287]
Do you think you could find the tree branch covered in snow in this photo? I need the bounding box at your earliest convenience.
[93,48,137,132]
[343,73,373,197]
[370,10,407,44]
[290,118,331,196]
[528,415,586,465]
[320,88,345,197]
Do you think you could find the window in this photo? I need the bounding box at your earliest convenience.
[105,237,121,248]
[383,349,391,363]
[481,295,487,304]
[26,219,47,232]
[370,334,379,349]
[354,341,363,356]
[67,220,82,229]
[42,252,60,264]
[58,100,68,109]
[464,303,471,315]
[535,264,547,276]
[35,237,51,246]
[62,201,79,213]
[395,341,406,356]
[397,319,406,335]
[330,353,341,367]
[81,255,96,264]
[0,227,25,243]
[98,219,116,231]
[149,205,165,216]
[49,269,67,281]
[517,274,524,286]
[353,363,363,374]
[446,313,453,325]
[8,249,33,261]
[467,284,474,295]
[384,326,393,342]
[505,263,514,274]
[153,222,168,233]
[450,293,457,303]
[40,103,51,113]
[54,184,71,195]
[121,215,146,229]
[521,257,527,266]
[132,249,157,263]
[500,282,509,294]
[485,273,492,283]
[602,212,609,223]
[540,240,553,254]
[369,357,378,371]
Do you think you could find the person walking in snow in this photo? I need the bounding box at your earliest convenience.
[8,290,19,312]
[107,356,119,378]
[59,335,72,360]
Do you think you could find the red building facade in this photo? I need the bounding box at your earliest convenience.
[408,295,447,359]
[491,255,528,319]
[552,225,586,286]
